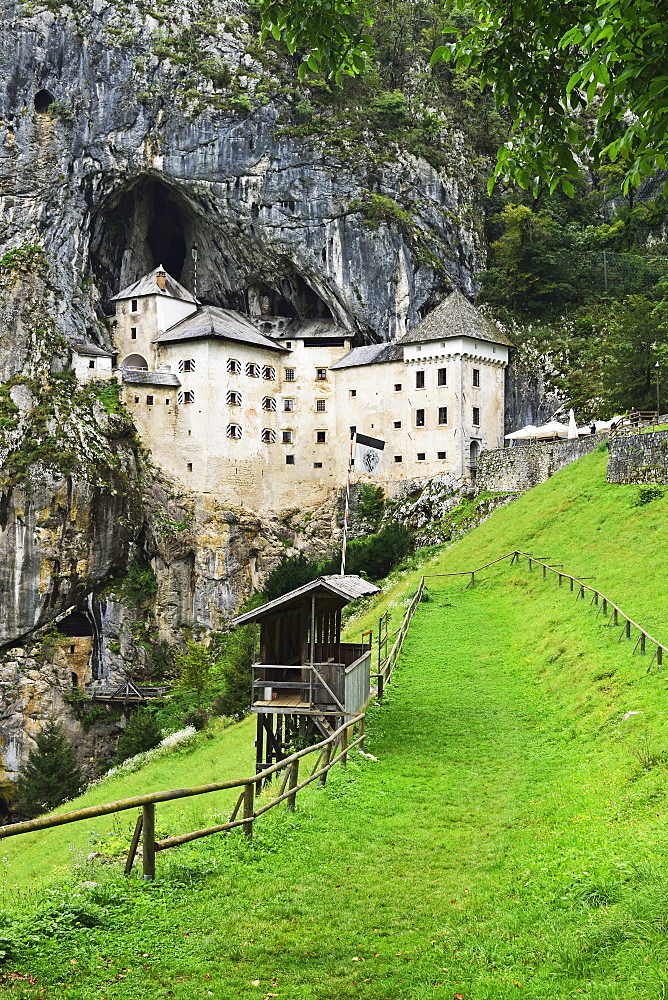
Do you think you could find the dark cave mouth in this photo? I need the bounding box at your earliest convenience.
[91,177,333,320]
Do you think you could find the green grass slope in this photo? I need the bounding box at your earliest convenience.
[3,448,668,999]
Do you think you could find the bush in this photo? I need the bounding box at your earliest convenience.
[16,721,82,818]
[122,559,158,607]
[356,483,385,530]
[210,625,255,721]
[323,523,414,580]
[114,710,162,764]
[175,641,212,707]
[263,553,319,601]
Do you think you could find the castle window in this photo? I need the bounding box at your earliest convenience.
[438,406,448,425]
[179,359,195,373]
[262,365,276,380]
[313,461,323,468]
[227,423,243,439]
[246,362,260,378]
[178,390,195,405]
[134,395,140,403]
[316,368,327,381]
[316,430,326,443]
[131,327,137,340]
[165,399,170,405]
[416,371,425,389]
[228,358,241,374]
[394,455,402,463]
[286,341,292,348]
[187,462,193,472]
[262,428,276,443]
[71,672,78,687]
[472,406,480,426]
[227,390,242,406]
[349,389,357,397]
[394,383,402,392]
[438,367,447,386]
[415,408,425,427]
[438,451,446,460]
[146,395,154,405]
[282,430,293,443]
[473,368,480,387]
[417,452,426,462]
[316,399,326,412]
[262,396,276,411]
[70,646,75,655]
[286,454,295,464]
[283,398,294,412]
[394,421,401,428]
[284,368,295,381]
[88,359,95,369]
[131,298,139,313]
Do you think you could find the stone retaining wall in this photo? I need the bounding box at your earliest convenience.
[607,430,668,484]
[476,435,605,492]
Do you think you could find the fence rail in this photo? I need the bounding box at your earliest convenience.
[0,714,364,880]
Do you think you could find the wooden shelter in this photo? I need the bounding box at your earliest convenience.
[232,575,378,773]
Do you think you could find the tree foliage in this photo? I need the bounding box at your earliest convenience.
[114,710,163,764]
[435,0,668,195]
[16,721,82,818]
[175,641,212,707]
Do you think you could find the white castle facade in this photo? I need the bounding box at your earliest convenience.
[74,267,510,513]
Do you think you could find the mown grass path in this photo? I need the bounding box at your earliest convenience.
[6,576,667,999]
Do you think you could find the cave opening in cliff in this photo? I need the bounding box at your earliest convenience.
[91,178,196,304]
[246,276,332,320]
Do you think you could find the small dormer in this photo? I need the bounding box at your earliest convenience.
[111,266,198,370]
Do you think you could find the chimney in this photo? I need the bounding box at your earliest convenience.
[156,268,167,292]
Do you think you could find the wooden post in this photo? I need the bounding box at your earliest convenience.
[359,716,365,751]
[626,618,631,639]
[602,598,607,615]
[658,646,663,670]
[542,564,547,579]
[142,803,155,881]
[528,559,532,571]
[340,725,349,766]
[570,577,574,592]
[124,813,143,876]
[640,633,646,655]
[319,743,332,786]
[243,781,254,839]
[558,574,563,587]
[613,607,618,625]
[377,671,384,700]
[287,759,299,812]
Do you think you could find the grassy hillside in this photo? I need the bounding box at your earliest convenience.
[3,448,668,998]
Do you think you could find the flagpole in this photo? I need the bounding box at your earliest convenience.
[340,433,355,576]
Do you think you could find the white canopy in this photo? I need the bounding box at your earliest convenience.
[568,409,578,440]
[505,420,569,441]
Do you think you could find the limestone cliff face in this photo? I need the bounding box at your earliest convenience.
[0,0,490,809]
[0,0,483,347]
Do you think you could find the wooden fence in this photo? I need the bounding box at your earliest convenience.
[423,549,667,671]
[0,715,365,880]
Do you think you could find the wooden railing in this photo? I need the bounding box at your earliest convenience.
[424,549,667,671]
[0,715,365,880]
[373,579,425,698]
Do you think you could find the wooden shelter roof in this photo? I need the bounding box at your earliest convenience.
[232,575,379,626]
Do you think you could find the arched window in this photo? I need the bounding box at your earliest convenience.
[227,423,242,439]
[261,428,276,443]
[227,358,241,374]
[227,390,242,406]
[262,396,276,411]
[121,354,149,370]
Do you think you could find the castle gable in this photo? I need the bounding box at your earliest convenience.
[156,306,289,353]
[112,266,197,305]
[400,290,512,348]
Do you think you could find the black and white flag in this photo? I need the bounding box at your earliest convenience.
[354,433,385,475]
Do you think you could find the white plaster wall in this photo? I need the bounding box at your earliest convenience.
[72,354,114,383]
[156,295,198,333]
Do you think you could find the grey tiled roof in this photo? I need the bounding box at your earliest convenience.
[232,575,379,625]
[112,266,197,305]
[399,290,513,347]
[72,342,115,357]
[330,342,403,370]
[268,318,350,340]
[121,370,181,386]
[156,306,289,352]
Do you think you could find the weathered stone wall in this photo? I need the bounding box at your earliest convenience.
[476,435,605,492]
[607,430,668,484]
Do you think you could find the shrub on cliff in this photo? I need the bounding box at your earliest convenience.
[262,553,319,601]
[114,710,162,764]
[16,721,82,818]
